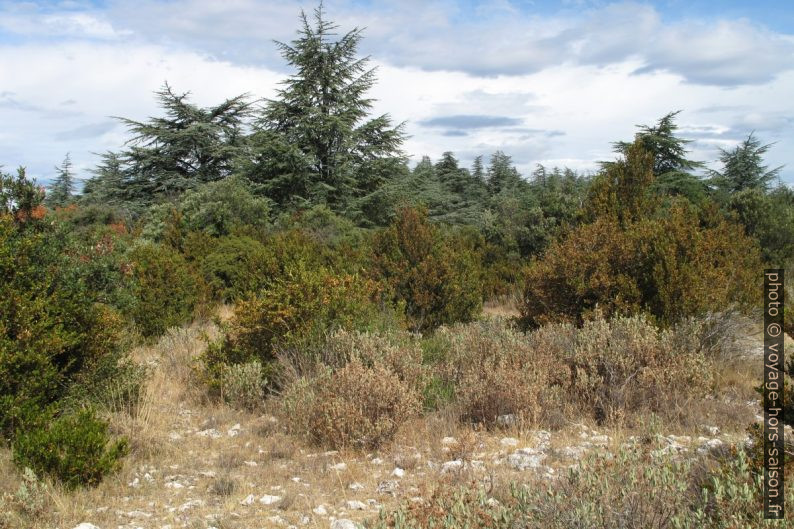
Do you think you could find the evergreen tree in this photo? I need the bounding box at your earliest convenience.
[82,152,126,207]
[471,155,485,184]
[254,4,404,212]
[708,133,783,196]
[46,154,76,208]
[612,111,706,203]
[117,83,252,204]
[486,151,523,195]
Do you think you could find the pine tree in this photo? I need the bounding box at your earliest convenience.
[46,154,76,208]
[255,3,404,212]
[708,133,782,196]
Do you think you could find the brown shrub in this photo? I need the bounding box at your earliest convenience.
[283,360,421,449]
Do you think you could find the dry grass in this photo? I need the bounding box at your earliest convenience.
[0,310,771,529]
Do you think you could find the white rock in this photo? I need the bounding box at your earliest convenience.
[178,499,204,512]
[125,510,152,519]
[345,500,367,510]
[168,432,182,441]
[700,425,720,436]
[331,520,359,529]
[72,524,101,529]
[348,482,365,491]
[128,477,140,488]
[313,504,329,516]
[196,428,222,439]
[697,438,724,456]
[244,460,258,467]
[370,457,383,465]
[500,437,519,447]
[441,436,457,445]
[330,462,347,471]
[440,460,464,474]
[260,494,283,505]
[240,494,256,506]
[165,481,183,489]
[507,449,546,470]
[558,446,587,460]
[392,467,405,478]
[486,498,500,507]
[143,472,154,483]
[228,424,242,437]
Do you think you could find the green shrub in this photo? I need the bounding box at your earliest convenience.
[13,409,128,489]
[371,206,482,331]
[221,265,379,365]
[520,203,760,328]
[126,242,205,337]
[198,235,272,301]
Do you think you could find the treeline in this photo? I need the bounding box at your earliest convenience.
[1,5,793,492]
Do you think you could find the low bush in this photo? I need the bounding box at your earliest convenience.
[198,235,272,301]
[126,242,206,337]
[283,360,421,449]
[371,206,483,331]
[375,445,794,528]
[520,204,760,328]
[219,360,266,411]
[12,409,128,490]
[421,316,715,428]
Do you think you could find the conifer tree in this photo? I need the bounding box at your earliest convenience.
[253,3,404,212]
[46,154,75,208]
[117,83,252,204]
[708,133,782,195]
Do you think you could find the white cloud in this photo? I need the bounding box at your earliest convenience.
[0,1,792,185]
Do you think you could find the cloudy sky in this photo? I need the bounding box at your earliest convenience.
[1,0,793,186]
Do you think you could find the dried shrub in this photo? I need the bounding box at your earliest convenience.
[284,360,420,449]
[219,361,266,411]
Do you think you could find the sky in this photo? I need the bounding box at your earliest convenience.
[1,0,793,186]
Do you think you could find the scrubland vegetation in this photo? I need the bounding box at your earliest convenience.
[1,5,794,529]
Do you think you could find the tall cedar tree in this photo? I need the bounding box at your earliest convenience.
[46,154,76,209]
[255,4,404,213]
[612,111,706,202]
[116,84,252,205]
[708,133,783,196]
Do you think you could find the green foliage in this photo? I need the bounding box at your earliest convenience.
[44,154,76,209]
[175,176,270,236]
[725,186,794,266]
[126,242,205,337]
[611,110,707,203]
[115,83,252,206]
[709,133,783,196]
[0,167,46,222]
[523,143,760,328]
[252,4,405,212]
[221,265,378,364]
[12,409,128,490]
[197,235,271,302]
[371,207,482,331]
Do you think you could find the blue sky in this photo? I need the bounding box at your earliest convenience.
[1,0,793,186]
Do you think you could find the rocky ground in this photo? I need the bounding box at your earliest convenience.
[4,314,788,529]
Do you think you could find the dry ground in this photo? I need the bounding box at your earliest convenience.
[0,310,783,529]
